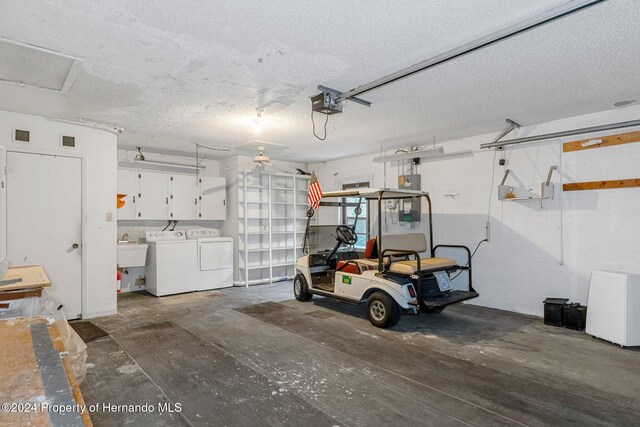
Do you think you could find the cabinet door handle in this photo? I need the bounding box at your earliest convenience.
[133,195,136,203]
[195,198,198,205]
[166,197,169,204]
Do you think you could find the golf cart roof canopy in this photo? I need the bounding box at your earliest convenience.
[322,188,429,200]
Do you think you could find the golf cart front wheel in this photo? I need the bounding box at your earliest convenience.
[294,274,312,302]
[366,292,400,328]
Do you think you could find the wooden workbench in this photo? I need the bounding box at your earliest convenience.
[0,265,51,304]
[0,317,92,426]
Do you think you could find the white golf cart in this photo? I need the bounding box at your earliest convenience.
[294,188,478,328]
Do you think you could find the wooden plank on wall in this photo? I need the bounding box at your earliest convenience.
[563,178,640,191]
[563,130,640,153]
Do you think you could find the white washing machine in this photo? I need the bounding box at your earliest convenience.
[186,229,233,290]
[145,230,198,296]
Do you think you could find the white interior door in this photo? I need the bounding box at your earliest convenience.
[6,152,82,319]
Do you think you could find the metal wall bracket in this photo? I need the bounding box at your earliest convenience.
[498,165,558,207]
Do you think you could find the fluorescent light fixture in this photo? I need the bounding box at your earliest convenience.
[373,147,473,163]
[132,159,205,169]
[374,147,443,163]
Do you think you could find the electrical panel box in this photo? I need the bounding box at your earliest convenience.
[398,174,421,222]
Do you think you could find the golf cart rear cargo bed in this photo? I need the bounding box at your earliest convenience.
[422,290,479,309]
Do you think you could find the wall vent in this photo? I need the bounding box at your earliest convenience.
[61,135,76,148]
[13,129,30,143]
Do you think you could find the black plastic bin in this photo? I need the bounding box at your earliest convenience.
[543,298,568,327]
[563,304,587,331]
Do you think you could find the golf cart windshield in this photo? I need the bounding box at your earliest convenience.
[307,225,351,253]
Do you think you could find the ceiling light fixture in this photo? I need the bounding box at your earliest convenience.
[374,146,443,163]
[252,109,264,134]
[131,147,205,170]
[132,158,205,170]
[374,147,473,163]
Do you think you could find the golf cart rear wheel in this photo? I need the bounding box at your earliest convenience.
[294,274,312,302]
[424,306,445,315]
[366,292,400,328]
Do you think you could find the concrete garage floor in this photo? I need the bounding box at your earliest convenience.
[82,283,640,426]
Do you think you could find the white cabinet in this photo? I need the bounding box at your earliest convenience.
[137,171,170,220]
[199,176,226,220]
[116,168,226,221]
[170,174,199,220]
[117,169,138,220]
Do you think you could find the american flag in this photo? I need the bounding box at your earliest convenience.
[307,171,323,209]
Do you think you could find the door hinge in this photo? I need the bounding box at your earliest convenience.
[138,212,141,217]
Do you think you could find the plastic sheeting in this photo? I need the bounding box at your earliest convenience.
[0,289,88,383]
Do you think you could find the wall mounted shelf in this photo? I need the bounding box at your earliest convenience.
[498,165,557,206]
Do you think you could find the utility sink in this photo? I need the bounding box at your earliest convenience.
[117,243,148,268]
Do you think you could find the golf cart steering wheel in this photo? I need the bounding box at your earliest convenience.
[335,225,358,245]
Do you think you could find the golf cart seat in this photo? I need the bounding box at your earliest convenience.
[336,238,382,274]
[336,259,378,274]
[380,233,458,271]
[388,257,457,274]
[336,235,457,275]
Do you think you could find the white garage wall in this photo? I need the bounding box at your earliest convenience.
[310,105,640,316]
[0,110,118,318]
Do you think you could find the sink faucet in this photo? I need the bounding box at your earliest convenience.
[121,233,129,242]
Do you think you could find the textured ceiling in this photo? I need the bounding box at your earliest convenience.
[0,1,638,161]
